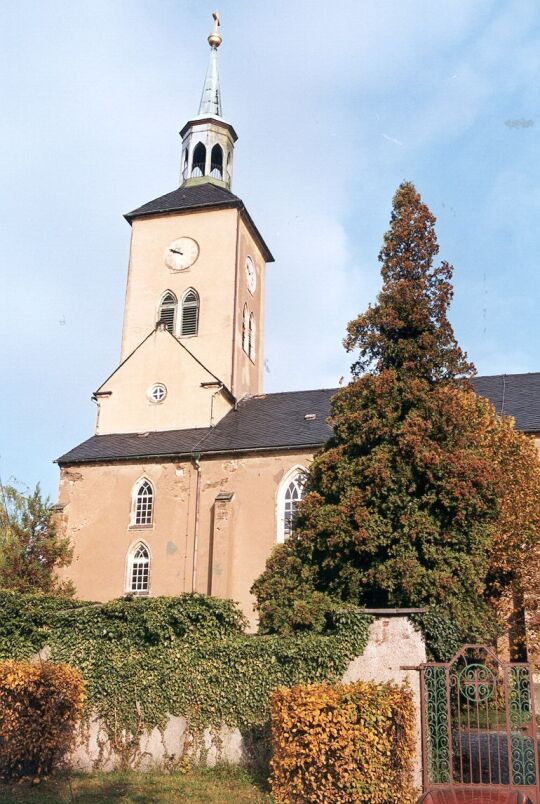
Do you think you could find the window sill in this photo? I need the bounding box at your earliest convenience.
[128,524,154,530]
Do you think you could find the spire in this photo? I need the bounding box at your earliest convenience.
[198,12,222,118]
[179,12,237,190]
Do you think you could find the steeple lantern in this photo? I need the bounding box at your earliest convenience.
[179,12,237,190]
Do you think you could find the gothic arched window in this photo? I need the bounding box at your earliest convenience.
[180,289,199,337]
[191,142,206,177]
[158,291,177,334]
[248,313,256,361]
[127,542,150,595]
[242,304,249,354]
[132,479,154,526]
[277,467,307,543]
[210,144,223,179]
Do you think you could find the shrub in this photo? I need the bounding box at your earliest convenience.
[0,660,85,780]
[270,680,416,804]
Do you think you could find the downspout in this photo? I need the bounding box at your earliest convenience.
[191,452,202,593]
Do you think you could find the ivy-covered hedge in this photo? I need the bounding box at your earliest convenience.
[0,591,371,763]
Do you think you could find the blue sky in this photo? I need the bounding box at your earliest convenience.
[1,0,539,498]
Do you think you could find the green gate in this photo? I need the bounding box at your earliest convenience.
[420,645,540,801]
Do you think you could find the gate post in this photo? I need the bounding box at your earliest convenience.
[342,611,427,792]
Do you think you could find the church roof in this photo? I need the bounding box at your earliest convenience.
[124,183,274,262]
[57,373,540,466]
[125,182,241,221]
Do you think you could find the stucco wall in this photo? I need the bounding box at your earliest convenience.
[118,207,267,410]
[58,449,313,626]
[67,615,426,782]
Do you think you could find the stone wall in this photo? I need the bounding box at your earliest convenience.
[68,614,426,783]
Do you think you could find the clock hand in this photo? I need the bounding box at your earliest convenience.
[170,248,184,255]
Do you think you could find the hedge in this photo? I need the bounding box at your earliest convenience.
[0,660,85,780]
[0,591,371,766]
[270,680,416,804]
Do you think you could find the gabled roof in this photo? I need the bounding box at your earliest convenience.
[56,373,540,466]
[124,183,274,262]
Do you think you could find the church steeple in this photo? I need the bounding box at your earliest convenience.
[179,12,237,190]
[198,13,222,117]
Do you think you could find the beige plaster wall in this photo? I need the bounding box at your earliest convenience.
[118,208,268,417]
[121,208,237,379]
[232,217,266,398]
[95,328,232,434]
[58,449,313,625]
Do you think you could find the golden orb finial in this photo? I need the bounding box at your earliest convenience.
[208,11,222,48]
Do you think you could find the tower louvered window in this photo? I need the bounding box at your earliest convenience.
[158,292,177,333]
[128,543,150,594]
[180,289,199,336]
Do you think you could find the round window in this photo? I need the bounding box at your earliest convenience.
[148,383,167,403]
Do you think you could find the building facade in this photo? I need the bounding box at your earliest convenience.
[56,18,540,626]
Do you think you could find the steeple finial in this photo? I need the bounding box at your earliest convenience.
[208,11,222,48]
[198,12,222,117]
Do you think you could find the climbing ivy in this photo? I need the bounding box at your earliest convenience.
[0,591,371,759]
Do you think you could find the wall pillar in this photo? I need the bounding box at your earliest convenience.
[341,615,426,793]
[208,491,234,598]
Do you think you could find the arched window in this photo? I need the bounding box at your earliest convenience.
[277,467,307,543]
[191,142,206,177]
[158,291,177,333]
[210,143,223,179]
[180,289,199,336]
[242,304,249,353]
[127,542,150,595]
[131,478,154,526]
[248,313,256,361]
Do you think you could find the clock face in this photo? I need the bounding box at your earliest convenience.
[246,256,257,294]
[164,237,199,272]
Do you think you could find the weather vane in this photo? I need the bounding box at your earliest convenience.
[208,11,222,48]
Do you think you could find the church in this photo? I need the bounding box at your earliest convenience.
[56,16,540,627]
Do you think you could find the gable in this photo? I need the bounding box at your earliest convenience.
[95,328,233,435]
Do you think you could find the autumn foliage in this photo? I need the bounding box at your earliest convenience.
[270,680,416,803]
[0,660,85,780]
[253,182,540,654]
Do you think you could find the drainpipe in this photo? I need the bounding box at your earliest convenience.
[191,452,202,593]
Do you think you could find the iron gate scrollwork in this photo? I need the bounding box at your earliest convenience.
[420,645,540,801]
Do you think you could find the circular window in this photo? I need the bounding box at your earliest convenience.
[148,383,167,403]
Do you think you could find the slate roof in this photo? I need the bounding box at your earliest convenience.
[125,183,242,222]
[57,374,540,466]
[125,183,274,262]
[471,372,540,432]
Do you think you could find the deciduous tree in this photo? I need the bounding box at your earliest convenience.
[0,482,74,596]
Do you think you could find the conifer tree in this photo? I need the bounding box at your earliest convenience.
[253,183,509,639]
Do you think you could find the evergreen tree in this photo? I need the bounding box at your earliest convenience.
[0,482,74,596]
[253,183,504,638]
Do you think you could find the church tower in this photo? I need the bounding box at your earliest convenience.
[94,13,273,436]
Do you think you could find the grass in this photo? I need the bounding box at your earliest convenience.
[0,766,272,803]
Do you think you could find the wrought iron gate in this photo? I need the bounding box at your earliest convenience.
[420,645,540,801]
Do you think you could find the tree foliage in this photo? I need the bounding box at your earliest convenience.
[253,182,540,652]
[0,482,74,596]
